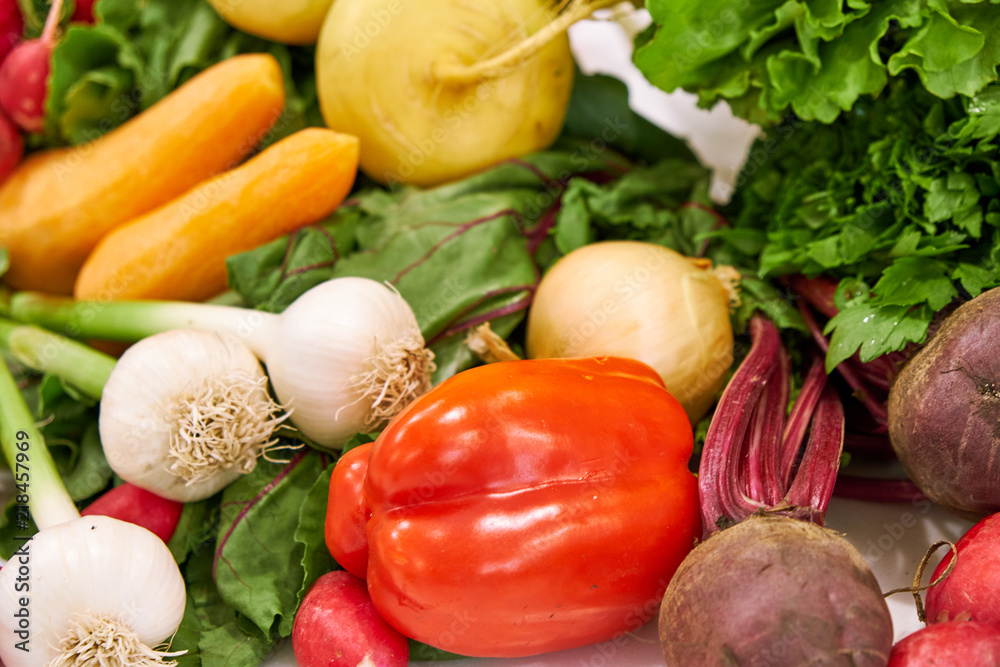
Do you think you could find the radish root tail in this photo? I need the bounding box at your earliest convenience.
[882,539,959,623]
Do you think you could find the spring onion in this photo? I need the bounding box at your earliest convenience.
[0,320,289,502]
[8,277,436,447]
[0,354,185,667]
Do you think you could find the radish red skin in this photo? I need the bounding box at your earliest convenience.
[888,622,1000,666]
[0,0,21,64]
[293,570,409,667]
[0,38,53,132]
[81,482,184,543]
[925,512,1000,627]
[0,108,20,182]
[659,514,893,666]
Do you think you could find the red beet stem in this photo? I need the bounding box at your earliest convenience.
[845,355,895,393]
[745,350,789,506]
[832,476,928,504]
[786,274,839,318]
[701,313,849,534]
[700,316,781,533]
[798,299,889,428]
[780,354,826,487]
[779,384,845,522]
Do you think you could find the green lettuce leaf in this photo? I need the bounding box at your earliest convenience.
[172,539,274,667]
[214,447,334,639]
[635,0,1000,125]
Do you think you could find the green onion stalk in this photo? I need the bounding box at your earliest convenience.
[0,323,84,529]
[0,318,114,402]
[0,317,292,503]
[3,279,437,450]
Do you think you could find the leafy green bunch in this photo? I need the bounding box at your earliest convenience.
[722,78,1000,367]
[634,0,1000,125]
[40,0,321,147]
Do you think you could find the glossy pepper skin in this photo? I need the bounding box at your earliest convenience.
[325,356,701,658]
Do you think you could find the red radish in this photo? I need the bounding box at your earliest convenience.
[925,512,1000,627]
[81,482,184,543]
[0,0,63,133]
[0,0,22,64]
[71,0,96,23]
[293,570,409,667]
[658,317,894,665]
[0,108,20,182]
[888,622,1000,666]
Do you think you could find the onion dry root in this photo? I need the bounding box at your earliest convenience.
[50,613,183,667]
[345,331,435,429]
[167,371,289,483]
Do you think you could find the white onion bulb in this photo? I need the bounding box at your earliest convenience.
[526,241,737,423]
[100,329,287,502]
[0,516,186,667]
[243,277,435,446]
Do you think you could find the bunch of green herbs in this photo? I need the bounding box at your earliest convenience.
[720,77,1000,369]
[634,0,1000,125]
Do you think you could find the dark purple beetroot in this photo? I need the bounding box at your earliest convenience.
[659,514,893,666]
[664,317,893,666]
[888,287,1000,519]
[887,621,1000,666]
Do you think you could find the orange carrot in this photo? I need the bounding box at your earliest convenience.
[74,128,360,302]
[0,53,286,293]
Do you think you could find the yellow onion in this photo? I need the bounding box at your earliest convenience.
[526,241,738,423]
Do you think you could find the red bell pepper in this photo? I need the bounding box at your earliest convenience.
[325,356,700,658]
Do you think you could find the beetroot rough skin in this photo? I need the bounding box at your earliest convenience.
[659,514,893,666]
[925,513,1000,627]
[888,287,1000,519]
[887,621,1000,666]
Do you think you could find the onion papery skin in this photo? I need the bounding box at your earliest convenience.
[527,241,734,423]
